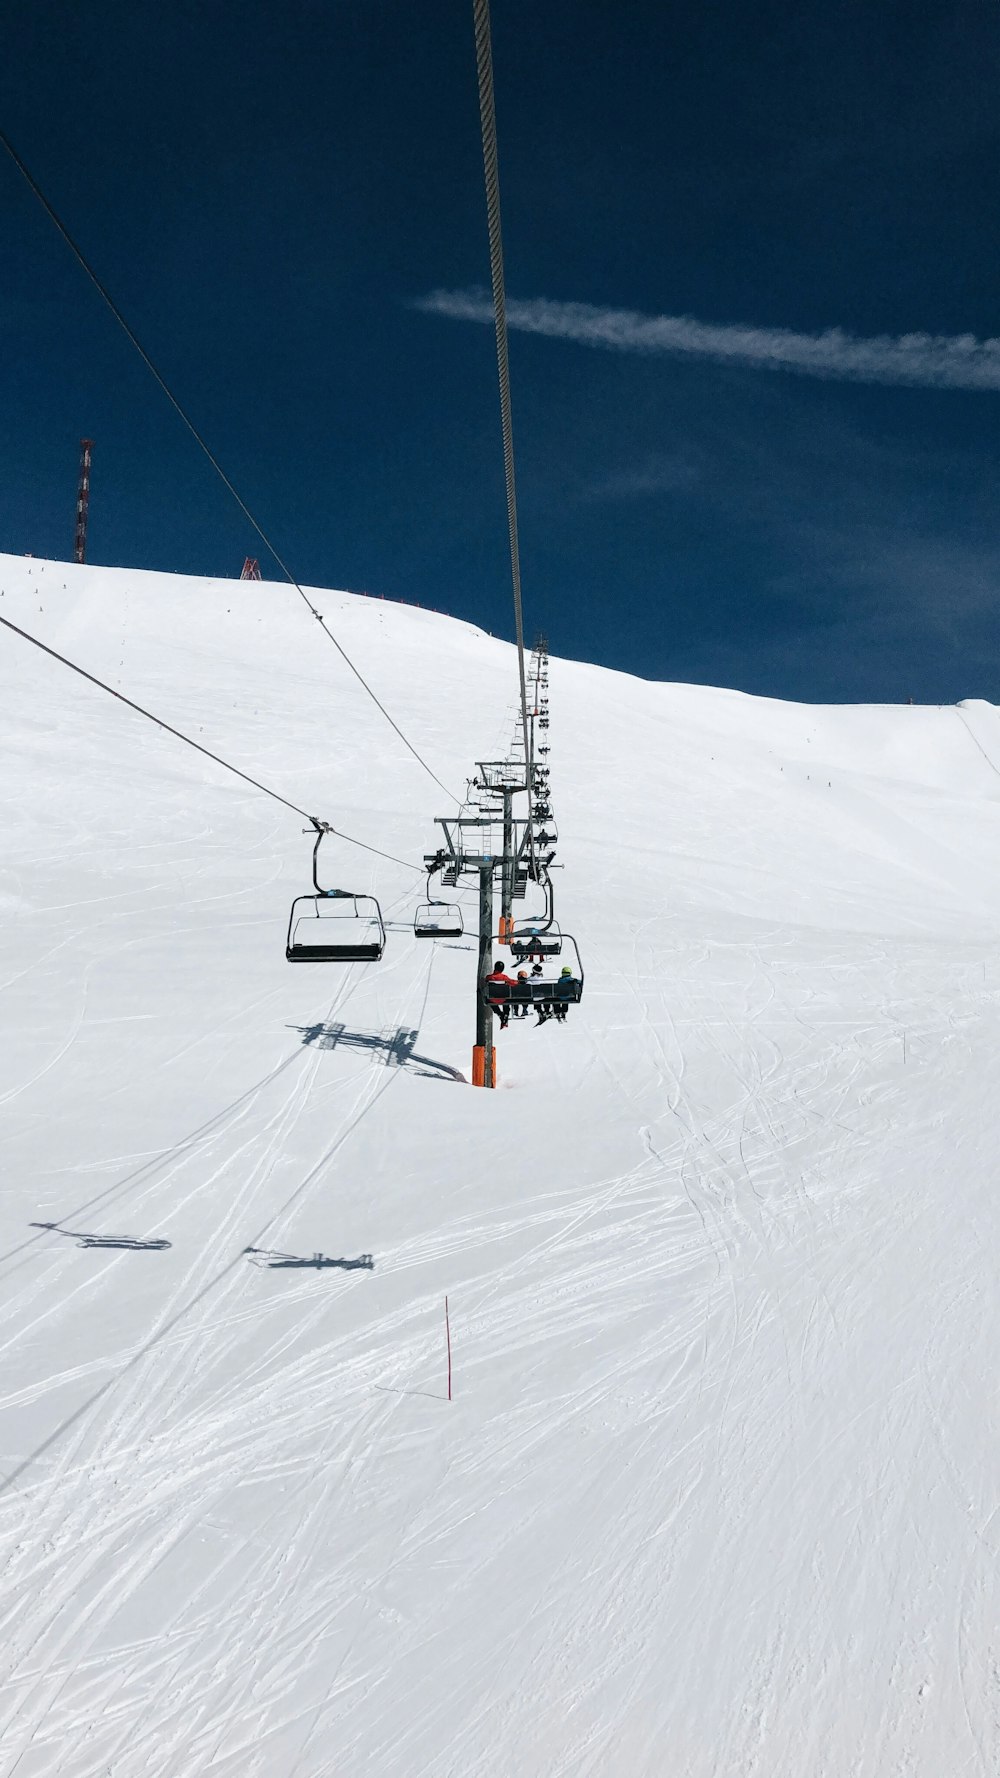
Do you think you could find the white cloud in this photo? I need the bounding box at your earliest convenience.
[589,453,701,499]
[417,288,1000,393]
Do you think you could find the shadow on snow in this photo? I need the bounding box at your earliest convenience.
[289,1022,465,1082]
[29,1222,171,1251]
[245,1247,374,1271]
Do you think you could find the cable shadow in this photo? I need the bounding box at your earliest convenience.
[29,1222,171,1252]
[0,1045,306,1275]
[375,1383,449,1402]
[245,1247,374,1271]
[288,1022,465,1082]
[2,1016,407,1497]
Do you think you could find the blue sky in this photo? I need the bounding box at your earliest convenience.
[3,0,1000,703]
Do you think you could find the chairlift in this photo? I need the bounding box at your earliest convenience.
[508,875,562,959]
[414,871,465,939]
[487,934,584,1012]
[286,823,386,962]
[509,926,562,960]
[414,901,464,939]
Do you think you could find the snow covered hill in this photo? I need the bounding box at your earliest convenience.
[3,549,1000,1776]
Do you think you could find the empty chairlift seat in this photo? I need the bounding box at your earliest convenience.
[414,899,464,939]
[287,892,386,962]
[285,822,386,962]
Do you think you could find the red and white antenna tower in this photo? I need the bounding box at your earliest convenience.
[73,438,94,565]
[240,557,262,581]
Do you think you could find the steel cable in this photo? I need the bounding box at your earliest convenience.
[0,613,423,873]
[472,0,536,856]
[0,125,459,807]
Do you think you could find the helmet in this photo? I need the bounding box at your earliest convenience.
[560,965,573,976]
[493,961,504,971]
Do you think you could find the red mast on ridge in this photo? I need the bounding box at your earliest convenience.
[74,439,94,564]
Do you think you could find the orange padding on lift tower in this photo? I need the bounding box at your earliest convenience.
[471,1046,496,1088]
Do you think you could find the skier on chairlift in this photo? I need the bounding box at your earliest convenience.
[486,960,517,1029]
[552,964,579,1020]
[512,970,531,1019]
[537,965,578,1027]
[522,928,545,964]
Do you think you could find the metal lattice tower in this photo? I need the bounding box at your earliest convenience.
[73,439,94,565]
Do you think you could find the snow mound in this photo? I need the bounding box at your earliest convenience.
[2,550,999,1776]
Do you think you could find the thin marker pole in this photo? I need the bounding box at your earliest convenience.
[445,1295,453,1401]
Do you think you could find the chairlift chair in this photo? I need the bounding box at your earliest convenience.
[414,901,464,939]
[286,824,387,962]
[487,934,584,1011]
[509,927,562,960]
[508,875,562,959]
[414,871,464,939]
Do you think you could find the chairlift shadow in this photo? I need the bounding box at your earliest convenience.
[29,1221,171,1252]
[288,1023,465,1082]
[245,1247,374,1271]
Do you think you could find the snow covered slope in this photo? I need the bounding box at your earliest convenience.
[3,550,1000,1776]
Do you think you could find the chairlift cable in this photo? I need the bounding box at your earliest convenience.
[471,0,536,853]
[0,125,459,807]
[0,613,423,874]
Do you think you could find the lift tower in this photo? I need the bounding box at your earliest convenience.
[73,439,94,564]
[426,759,537,1088]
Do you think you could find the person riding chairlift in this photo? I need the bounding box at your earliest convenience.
[537,965,579,1026]
[511,970,531,1019]
[485,960,517,1029]
[521,927,546,964]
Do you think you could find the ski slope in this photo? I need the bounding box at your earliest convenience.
[3,550,1000,1776]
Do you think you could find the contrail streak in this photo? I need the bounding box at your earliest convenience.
[418,288,1000,392]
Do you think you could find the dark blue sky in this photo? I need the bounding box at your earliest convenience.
[3,0,1000,702]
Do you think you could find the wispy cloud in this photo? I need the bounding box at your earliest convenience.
[418,288,1000,393]
[589,452,701,500]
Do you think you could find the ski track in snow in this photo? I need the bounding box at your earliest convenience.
[3,556,1000,1773]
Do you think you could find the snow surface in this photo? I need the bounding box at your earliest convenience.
[3,550,1000,1776]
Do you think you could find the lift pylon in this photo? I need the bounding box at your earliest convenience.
[425,754,562,1086]
[472,863,496,1087]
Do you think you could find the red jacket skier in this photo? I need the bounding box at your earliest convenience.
[485,962,517,1028]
